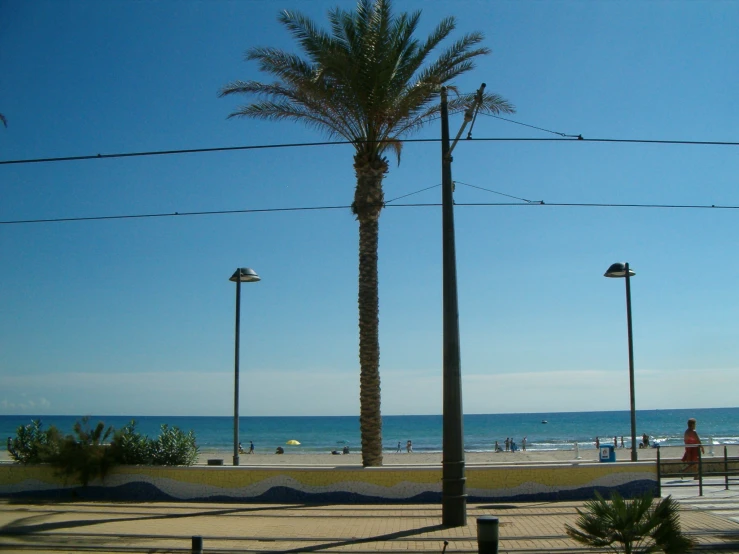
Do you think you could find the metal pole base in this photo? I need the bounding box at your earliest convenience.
[442,493,467,527]
[233,455,240,466]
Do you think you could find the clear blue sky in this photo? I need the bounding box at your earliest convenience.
[1,1,737,417]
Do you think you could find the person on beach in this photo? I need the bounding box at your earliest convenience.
[248,441,254,454]
[614,436,618,448]
[494,440,500,452]
[595,437,600,449]
[238,442,245,454]
[275,446,284,454]
[620,436,624,448]
[682,418,704,476]
[396,442,401,453]
[406,440,413,453]
[522,436,527,451]
[505,437,510,451]
[641,433,650,448]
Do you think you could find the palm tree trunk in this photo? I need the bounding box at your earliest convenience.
[353,153,387,467]
[358,217,382,466]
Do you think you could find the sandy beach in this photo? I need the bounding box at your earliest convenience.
[2,445,736,466]
[189,444,739,466]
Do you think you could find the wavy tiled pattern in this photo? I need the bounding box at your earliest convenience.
[0,463,657,502]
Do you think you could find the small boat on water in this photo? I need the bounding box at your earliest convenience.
[541,420,548,424]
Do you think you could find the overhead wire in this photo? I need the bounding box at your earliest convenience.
[2,136,739,167]
[453,180,539,204]
[2,199,738,226]
[385,184,441,204]
[479,112,583,139]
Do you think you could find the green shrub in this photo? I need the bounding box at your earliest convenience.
[10,418,200,479]
[7,420,60,464]
[48,417,116,486]
[110,420,153,465]
[150,424,199,466]
[565,491,695,553]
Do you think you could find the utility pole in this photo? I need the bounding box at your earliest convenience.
[441,84,485,527]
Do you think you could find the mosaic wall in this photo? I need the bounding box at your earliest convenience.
[0,462,657,503]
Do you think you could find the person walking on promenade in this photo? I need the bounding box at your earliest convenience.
[682,418,704,477]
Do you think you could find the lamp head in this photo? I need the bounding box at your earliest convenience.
[604,262,635,278]
[230,268,260,283]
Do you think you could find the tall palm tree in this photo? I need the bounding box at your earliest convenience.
[221,0,514,466]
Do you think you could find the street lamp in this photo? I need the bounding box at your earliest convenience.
[604,262,637,462]
[229,267,260,466]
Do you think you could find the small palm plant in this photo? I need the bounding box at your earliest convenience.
[565,491,695,553]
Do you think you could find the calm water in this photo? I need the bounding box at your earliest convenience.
[2,408,737,454]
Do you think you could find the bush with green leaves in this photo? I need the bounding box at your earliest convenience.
[9,418,200,484]
[109,421,199,466]
[49,417,116,486]
[8,419,60,464]
[565,491,695,553]
[109,420,154,465]
[150,424,199,466]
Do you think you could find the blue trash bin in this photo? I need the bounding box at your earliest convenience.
[599,445,616,462]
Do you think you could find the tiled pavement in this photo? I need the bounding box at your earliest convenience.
[1,481,738,553]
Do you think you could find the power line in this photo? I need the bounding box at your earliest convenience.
[453,180,538,204]
[2,136,739,167]
[0,204,351,225]
[385,184,440,204]
[2,200,737,226]
[479,112,582,139]
[390,202,739,210]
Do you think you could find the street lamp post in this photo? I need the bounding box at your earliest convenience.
[438,84,485,527]
[230,267,260,466]
[604,262,637,462]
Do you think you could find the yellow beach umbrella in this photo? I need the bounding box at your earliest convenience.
[286,439,300,446]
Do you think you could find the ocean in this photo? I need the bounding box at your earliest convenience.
[1,407,737,455]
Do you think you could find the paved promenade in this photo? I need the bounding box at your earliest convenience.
[1,479,738,553]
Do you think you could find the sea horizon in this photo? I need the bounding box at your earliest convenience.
[3,407,737,455]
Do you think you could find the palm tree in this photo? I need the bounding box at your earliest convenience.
[565,491,695,553]
[220,0,514,466]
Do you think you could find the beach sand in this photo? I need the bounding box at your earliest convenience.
[190,445,693,466]
[2,445,735,466]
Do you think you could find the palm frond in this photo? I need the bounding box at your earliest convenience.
[221,0,512,161]
[565,491,695,554]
